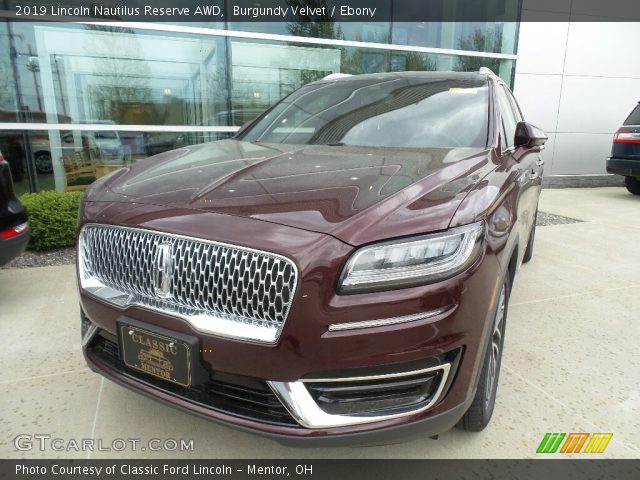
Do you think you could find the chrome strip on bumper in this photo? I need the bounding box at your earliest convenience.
[267,363,451,429]
[327,305,453,332]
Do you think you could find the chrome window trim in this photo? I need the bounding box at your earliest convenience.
[327,305,453,332]
[268,363,451,429]
[78,223,299,344]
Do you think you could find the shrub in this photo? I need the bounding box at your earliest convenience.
[20,190,83,251]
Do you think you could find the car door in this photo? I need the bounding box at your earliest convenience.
[495,82,539,262]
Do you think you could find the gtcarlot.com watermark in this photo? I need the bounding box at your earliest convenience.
[14,434,194,453]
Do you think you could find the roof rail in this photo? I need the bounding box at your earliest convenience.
[478,67,496,76]
[322,73,353,81]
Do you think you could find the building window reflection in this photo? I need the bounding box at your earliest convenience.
[1,16,518,195]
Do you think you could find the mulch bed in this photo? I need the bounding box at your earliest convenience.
[1,247,76,269]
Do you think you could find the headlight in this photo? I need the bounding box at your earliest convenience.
[338,221,484,294]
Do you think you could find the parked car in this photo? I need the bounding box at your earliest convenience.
[77,70,546,444]
[0,149,29,267]
[92,129,131,164]
[30,131,96,174]
[142,132,184,157]
[31,129,131,174]
[607,101,640,195]
[0,110,72,181]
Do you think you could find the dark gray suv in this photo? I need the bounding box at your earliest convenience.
[607,102,640,195]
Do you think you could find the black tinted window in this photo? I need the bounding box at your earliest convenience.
[242,75,489,148]
[624,104,640,126]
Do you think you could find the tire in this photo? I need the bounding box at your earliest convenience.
[34,151,53,174]
[459,277,510,432]
[522,213,537,263]
[625,176,640,195]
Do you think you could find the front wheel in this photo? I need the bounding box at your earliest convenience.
[34,151,53,174]
[459,277,509,432]
[625,176,640,195]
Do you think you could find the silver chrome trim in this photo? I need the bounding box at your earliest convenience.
[153,242,173,299]
[268,363,451,429]
[328,305,453,332]
[299,364,450,384]
[81,323,99,349]
[78,224,299,344]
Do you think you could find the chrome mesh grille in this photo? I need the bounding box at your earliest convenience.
[79,225,297,342]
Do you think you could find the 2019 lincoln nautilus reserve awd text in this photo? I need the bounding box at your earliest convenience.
[77,70,547,444]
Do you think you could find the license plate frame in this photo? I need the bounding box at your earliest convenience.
[118,321,193,387]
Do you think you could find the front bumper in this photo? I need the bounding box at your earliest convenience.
[83,322,471,446]
[80,244,501,443]
[84,333,470,446]
[606,157,640,177]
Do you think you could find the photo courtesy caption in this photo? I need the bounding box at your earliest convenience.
[16,463,312,476]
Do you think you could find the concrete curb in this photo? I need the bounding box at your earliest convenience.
[542,174,624,189]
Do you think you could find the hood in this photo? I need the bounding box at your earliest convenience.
[97,139,494,246]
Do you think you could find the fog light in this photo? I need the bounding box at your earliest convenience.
[307,369,443,416]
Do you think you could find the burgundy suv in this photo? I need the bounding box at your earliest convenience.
[78,71,546,444]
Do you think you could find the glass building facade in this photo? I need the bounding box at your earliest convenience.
[0,11,519,194]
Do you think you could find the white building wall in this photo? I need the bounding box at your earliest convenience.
[514,1,640,176]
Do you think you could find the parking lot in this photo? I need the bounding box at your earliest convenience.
[1,187,638,459]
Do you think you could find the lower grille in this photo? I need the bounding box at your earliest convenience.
[87,331,297,427]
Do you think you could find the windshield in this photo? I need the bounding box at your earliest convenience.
[240,74,490,148]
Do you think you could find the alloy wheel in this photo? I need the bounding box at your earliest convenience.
[34,152,53,174]
[485,285,505,409]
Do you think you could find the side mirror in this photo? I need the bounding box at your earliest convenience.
[514,121,548,148]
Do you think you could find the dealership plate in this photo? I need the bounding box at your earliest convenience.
[118,324,191,387]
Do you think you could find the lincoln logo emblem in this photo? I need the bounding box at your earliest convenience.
[153,243,173,298]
